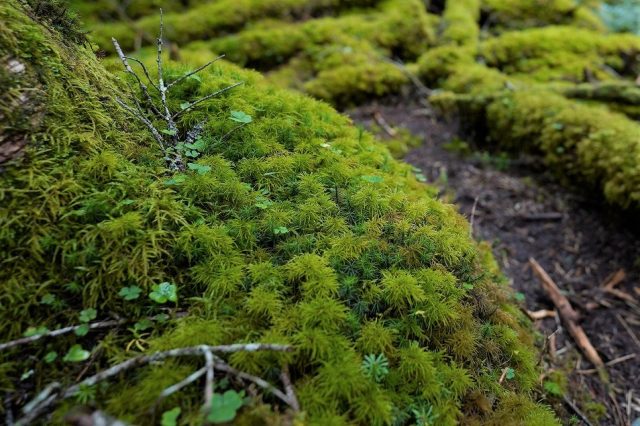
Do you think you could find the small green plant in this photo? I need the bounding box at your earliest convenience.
[505,367,515,380]
[161,407,181,426]
[412,404,439,426]
[118,285,142,301]
[361,353,390,383]
[74,384,96,404]
[149,282,178,304]
[207,390,245,424]
[63,344,91,363]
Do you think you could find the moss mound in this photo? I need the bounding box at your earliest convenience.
[0,1,558,424]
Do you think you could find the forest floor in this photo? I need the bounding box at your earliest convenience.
[349,97,640,426]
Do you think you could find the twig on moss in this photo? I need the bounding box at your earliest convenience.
[280,365,300,412]
[172,82,244,120]
[16,344,292,424]
[112,37,160,116]
[158,367,207,400]
[0,319,125,352]
[203,347,215,411]
[213,360,293,408]
[167,55,225,89]
[110,10,243,172]
[115,97,166,153]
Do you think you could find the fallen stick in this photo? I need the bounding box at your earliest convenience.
[529,258,605,373]
[526,309,556,321]
[373,112,397,137]
[601,269,626,289]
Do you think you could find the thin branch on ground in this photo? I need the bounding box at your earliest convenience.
[0,319,125,352]
[15,344,292,424]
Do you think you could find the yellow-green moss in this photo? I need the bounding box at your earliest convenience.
[433,88,640,208]
[480,26,640,82]
[481,0,605,32]
[1,1,556,424]
[90,0,381,53]
[441,0,481,47]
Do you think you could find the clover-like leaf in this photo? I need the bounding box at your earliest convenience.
[149,282,178,304]
[79,308,97,323]
[161,129,177,136]
[187,163,212,175]
[119,285,142,301]
[207,390,244,424]
[23,326,49,337]
[40,294,56,305]
[164,174,187,186]
[44,351,58,363]
[134,319,153,332]
[180,102,191,110]
[63,344,90,362]
[505,367,515,380]
[273,226,289,235]
[161,407,181,426]
[230,110,252,124]
[75,324,90,337]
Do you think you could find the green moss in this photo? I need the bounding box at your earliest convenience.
[0,1,556,424]
[90,0,381,53]
[434,87,640,208]
[480,26,640,82]
[441,0,481,47]
[481,0,605,32]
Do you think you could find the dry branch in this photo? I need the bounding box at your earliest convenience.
[15,344,292,425]
[529,258,605,371]
[0,319,125,352]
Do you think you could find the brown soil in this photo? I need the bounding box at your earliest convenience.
[348,98,640,426]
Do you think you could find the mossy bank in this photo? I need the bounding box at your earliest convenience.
[0,1,557,424]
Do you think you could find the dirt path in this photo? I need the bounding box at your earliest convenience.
[349,98,640,426]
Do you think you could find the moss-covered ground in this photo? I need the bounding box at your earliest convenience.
[0,0,566,424]
[81,0,640,211]
[2,0,640,424]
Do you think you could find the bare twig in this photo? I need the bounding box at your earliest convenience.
[577,353,636,375]
[469,195,480,237]
[279,365,300,412]
[115,98,166,153]
[616,314,640,349]
[213,360,291,407]
[167,55,225,89]
[124,56,159,91]
[155,9,179,142]
[0,320,124,352]
[112,38,161,117]
[16,344,291,424]
[373,111,397,137]
[203,347,215,411]
[158,367,207,400]
[172,82,244,120]
[529,258,606,373]
[563,396,594,426]
[601,269,626,290]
